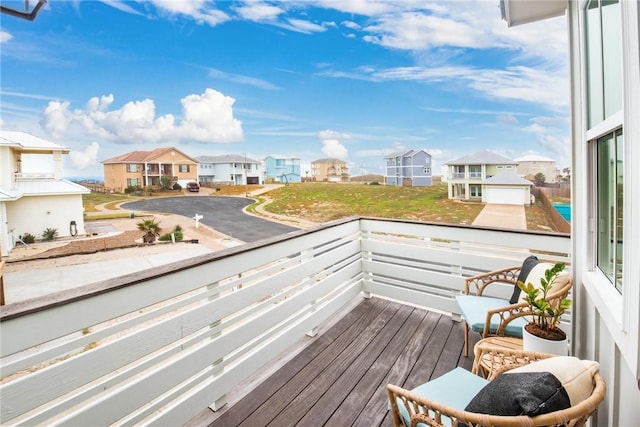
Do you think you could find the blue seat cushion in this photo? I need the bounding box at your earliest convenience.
[396,367,488,427]
[455,295,526,337]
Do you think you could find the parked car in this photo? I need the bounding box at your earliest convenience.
[186,182,200,192]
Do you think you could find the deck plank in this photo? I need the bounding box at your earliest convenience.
[204,297,480,427]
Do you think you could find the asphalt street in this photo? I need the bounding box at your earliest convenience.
[121,196,299,242]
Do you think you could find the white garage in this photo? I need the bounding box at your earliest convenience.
[481,175,532,205]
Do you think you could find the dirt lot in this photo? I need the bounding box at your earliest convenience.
[4,214,238,271]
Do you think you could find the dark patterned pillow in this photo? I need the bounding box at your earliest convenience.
[509,255,539,304]
[465,357,599,417]
[465,372,569,416]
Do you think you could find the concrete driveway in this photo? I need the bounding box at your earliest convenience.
[121,196,299,242]
[472,204,527,230]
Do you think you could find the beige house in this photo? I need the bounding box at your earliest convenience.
[102,147,198,192]
[311,158,349,182]
[514,154,560,183]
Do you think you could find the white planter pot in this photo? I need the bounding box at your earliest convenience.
[522,327,569,356]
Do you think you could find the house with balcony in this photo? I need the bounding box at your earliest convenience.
[0,1,638,426]
[195,154,263,186]
[102,147,198,192]
[0,131,89,257]
[444,150,532,205]
[311,158,349,182]
[385,149,432,187]
[263,155,301,183]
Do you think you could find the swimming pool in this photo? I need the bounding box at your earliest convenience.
[552,203,571,221]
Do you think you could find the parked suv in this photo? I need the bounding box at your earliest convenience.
[186,182,200,192]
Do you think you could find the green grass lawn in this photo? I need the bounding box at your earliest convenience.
[262,182,486,225]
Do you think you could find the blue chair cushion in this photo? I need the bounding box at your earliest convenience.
[396,367,488,427]
[455,295,526,337]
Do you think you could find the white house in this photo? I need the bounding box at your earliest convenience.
[514,154,560,183]
[0,131,89,257]
[502,0,640,425]
[195,154,263,186]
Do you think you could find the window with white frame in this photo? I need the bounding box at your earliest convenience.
[586,0,623,292]
[179,164,190,173]
[470,184,482,198]
[126,164,138,173]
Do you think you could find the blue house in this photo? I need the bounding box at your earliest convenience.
[263,155,301,184]
[385,149,432,186]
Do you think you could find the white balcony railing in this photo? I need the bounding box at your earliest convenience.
[14,172,55,180]
[0,218,570,426]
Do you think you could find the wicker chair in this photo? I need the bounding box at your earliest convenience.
[387,354,605,427]
[456,263,573,356]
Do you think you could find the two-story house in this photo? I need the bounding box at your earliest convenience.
[311,158,349,182]
[263,155,301,184]
[195,154,263,186]
[0,131,89,257]
[385,149,432,187]
[102,147,198,192]
[514,154,560,183]
[444,150,531,205]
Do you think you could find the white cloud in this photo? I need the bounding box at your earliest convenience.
[41,88,243,144]
[69,141,100,170]
[208,68,279,90]
[234,1,284,21]
[497,114,519,125]
[318,129,350,159]
[150,0,230,26]
[1,31,13,43]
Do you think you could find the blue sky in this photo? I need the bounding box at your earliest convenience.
[0,1,570,178]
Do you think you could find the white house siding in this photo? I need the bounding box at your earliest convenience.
[6,195,86,244]
[564,1,640,425]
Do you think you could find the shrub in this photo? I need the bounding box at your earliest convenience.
[369,181,380,185]
[22,233,36,244]
[124,185,142,194]
[158,225,184,242]
[42,227,59,241]
[172,183,182,191]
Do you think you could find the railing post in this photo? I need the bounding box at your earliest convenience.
[300,248,319,337]
[207,280,227,411]
[361,229,372,299]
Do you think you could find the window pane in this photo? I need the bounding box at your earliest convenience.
[586,0,603,127]
[596,129,623,292]
[614,130,623,291]
[601,0,622,118]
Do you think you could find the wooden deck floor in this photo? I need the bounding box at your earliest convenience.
[196,297,480,427]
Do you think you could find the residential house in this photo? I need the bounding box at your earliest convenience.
[515,154,560,183]
[385,149,432,187]
[444,150,528,204]
[102,147,198,191]
[0,131,89,257]
[263,155,301,183]
[1,1,638,425]
[311,158,349,182]
[195,154,263,186]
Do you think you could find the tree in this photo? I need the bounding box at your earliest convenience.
[159,175,173,190]
[534,172,546,187]
[137,218,162,244]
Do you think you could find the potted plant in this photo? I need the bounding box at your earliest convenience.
[517,262,572,354]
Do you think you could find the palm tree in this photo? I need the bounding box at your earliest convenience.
[137,218,162,244]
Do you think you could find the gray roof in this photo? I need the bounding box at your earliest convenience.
[0,130,70,152]
[482,174,532,186]
[385,149,430,159]
[195,154,260,164]
[445,150,516,166]
[13,179,91,196]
